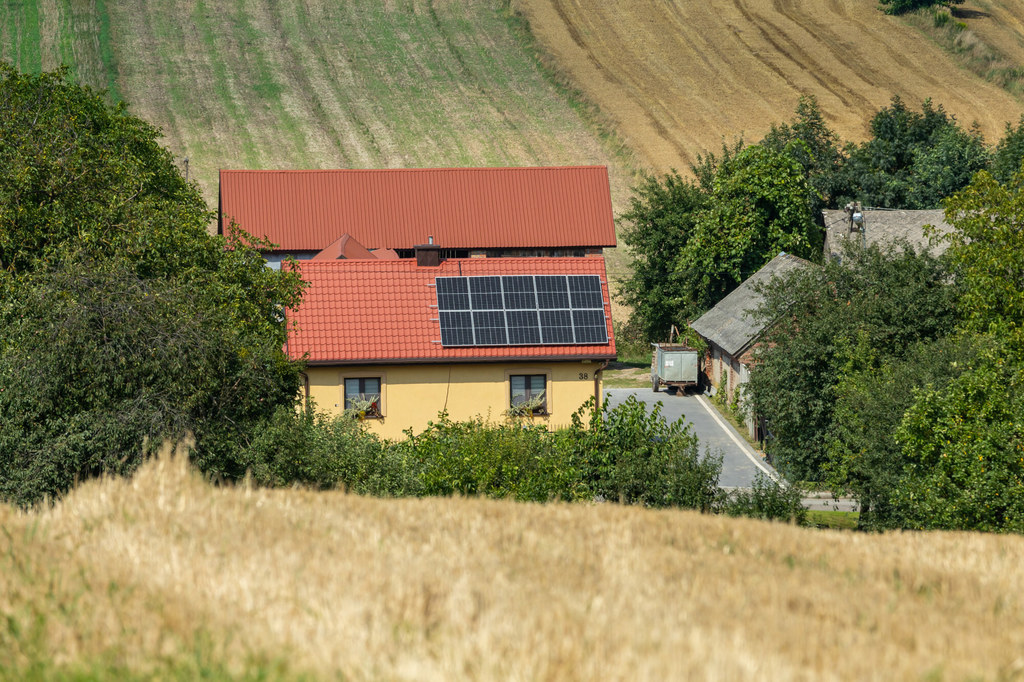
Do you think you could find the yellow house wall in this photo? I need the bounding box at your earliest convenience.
[304,361,603,439]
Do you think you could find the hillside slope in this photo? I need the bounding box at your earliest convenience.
[3,451,1024,680]
[0,0,635,214]
[513,0,1024,174]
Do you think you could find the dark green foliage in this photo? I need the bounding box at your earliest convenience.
[395,413,586,502]
[893,346,1024,532]
[617,171,709,340]
[836,96,989,208]
[823,334,974,528]
[0,261,302,507]
[719,474,807,524]
[0,63,209,276]
[991,117,1024,185]
[236,397,725,514]
[0,64,305,506]
[884,166,1024,532]
[878,0,964,16]
[747,242,957,482]
[761,95,846,216]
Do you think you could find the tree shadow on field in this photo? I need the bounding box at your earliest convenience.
[952,8,990,19]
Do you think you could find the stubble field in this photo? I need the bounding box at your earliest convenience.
[514,0,1024,174]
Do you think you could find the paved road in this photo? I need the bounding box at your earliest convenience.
[604,388,777,488]
[604,388,860,511]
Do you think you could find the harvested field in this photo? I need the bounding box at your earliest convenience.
[3,450,1024,680]
[513,0,1024,174]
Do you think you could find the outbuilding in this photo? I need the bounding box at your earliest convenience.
[690,252,812,440]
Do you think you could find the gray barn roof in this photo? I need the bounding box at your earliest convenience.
[822,208,952,258]
[690,253,812,357]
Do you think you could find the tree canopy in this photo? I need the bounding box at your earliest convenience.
[0,63,305,506]
[746,242,957,483]
[618,102,825,339]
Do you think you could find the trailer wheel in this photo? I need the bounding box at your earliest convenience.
[667,385,679,396]
[651,375,659,393]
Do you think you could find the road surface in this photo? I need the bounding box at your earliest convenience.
[604,388,859,511]
[604,388,776,489]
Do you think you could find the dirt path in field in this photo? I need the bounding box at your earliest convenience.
[513,0,1024,174]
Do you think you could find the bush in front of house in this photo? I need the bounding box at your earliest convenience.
[560,396,723,511]
[241,396,724,513]
[393,414,587,503]
[241,405,423,497]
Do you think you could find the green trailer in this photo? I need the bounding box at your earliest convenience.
[651,343,700,394]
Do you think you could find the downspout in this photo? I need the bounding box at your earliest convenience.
[299,371,310,406]
[593,360,611,409]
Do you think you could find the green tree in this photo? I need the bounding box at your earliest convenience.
[682,144,821,311]
[878,0,964,16]
[886,167,1024,532]
[836,96,989,208]
[747,242,956,481]
[761,95,846,215]
[0,64,305,506]
[617,172,709,340]
[618,135,821,339]
[991,116,1024,187]
[823,334,973,528]
[893,350,1024,532]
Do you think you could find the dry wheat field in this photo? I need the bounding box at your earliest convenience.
[515,0,1024,174]
[3,449,1024,680]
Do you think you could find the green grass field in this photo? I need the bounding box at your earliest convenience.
[0,0,637,307]
[0,1,637,216]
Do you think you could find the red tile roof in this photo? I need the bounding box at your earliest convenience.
[287,257,617,364]
[311,233,375,261]
[219,166,617,251]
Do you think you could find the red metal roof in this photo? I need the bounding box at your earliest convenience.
[219,167,617,251]
[287,257,617,364]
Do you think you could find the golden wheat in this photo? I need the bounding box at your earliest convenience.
[3,448,1024,680]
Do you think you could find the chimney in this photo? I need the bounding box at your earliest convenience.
[414,236,441,267]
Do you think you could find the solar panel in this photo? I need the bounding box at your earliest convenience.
[436,275,609,347]
[535,275,570,309]
[436,277,470,311]
[439,311,474,346]
[469,276,503,310]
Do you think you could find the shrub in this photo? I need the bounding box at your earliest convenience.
[241,405,421,497]
[394,415,585,502]
[719,474,807,524]
[563,396,722,510]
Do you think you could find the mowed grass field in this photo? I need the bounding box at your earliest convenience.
[514,0,1024,174]
[0,1,635,212]
[0,0,640,306]
[3,450,1024,681]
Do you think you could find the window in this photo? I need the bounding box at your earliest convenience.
[344,377,382,417]
[510,374,547,415]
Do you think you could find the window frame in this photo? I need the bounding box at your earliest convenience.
[342,373,385,418]
[508,372,549,416]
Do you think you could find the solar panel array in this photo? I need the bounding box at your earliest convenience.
[436,275,609,347]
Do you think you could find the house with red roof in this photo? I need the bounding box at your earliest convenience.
[287,253,617,438]
[219,166,617,268]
